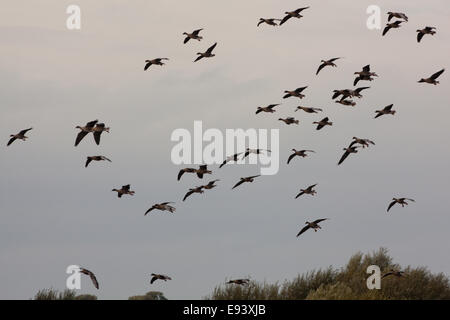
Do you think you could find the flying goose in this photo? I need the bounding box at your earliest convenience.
[232,175,261,190]
[418,68,445,85]
[313,117,332,130]
[144,58,169,70]
[85,156,111,168]
[316,57,341,75]
[183,186,205,201]
[242,148,271,160]
[145,202,176,215]
[194,43,217,62]
[374,104,396,118]
[79,267,99,289]
[287,149,315,164]
[332,87,370,101]
[387,197,415,212]
[183,28,203,44]
[202,179,220,190]
[296,218,328,237]
[354,65,378,85]
[295,184,317,199]
[112,184,135,198]
[75,120,98,146]
[387,12,408,22]
[256,104,280,114]
[417,27,436,43]
[279,117,299,125]
[279,7,310,25]
[382,20,404,36]
[283,87,307,99]
[258,18,281,27]
[220,153,242,168]
[335,99,356,107]
[295,106,322,113]
[92,123,110,145]
[196,165,212,179]
[150,273,172,284]
[382,270,406,279]
[226,279,250,285]
[349,137,375,149]
[338,146,360,165]
[7,128,32,146]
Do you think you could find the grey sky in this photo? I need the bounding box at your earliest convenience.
[0,0,449,299]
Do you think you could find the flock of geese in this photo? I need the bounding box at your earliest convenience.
[5,6,445,291]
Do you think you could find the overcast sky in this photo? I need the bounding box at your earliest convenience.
[1,0,449,299]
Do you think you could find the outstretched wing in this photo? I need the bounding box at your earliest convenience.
[387,200,396,212]
[296,225,310,237]
[150,276,158,284]
[177,169,186,181]
[183,190,194,201]
[144,61,152,70]
[313,218,328,224]
[316,63,326,75]
[279,15,291,25]
[287,153,296,164]
[353,76,361,86]
[382,26,391,36]
[206,43,217,54]
[85,157,93,168]
[338,150,350,165]
[192,28,203,36]
[7,137,17,146]
[75,131,89,147]
[295,191,305,199]
[232,180,245,190]
[19,128,33,135]
[430,69,445,80]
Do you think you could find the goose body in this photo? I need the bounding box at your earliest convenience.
[280,7,309,25]
[194,43,217,62]
[150,273,172,284]
[85,156,111,168]
[258,18,281,27]
[387,197,415,212]
[338,146,360,165]
[349,137,375,149]
[295,106,322,113]
[183,186,205,201]
[287,149,315,164]
[183,28,203,44]
[295,184,317,198]
[417,26,436,43]
[283,87,307,99]
[232,175,261,190]
[226,279,250,285]
[112,184,135,198]
[374,104,396,118]
[387,12,408,22]
[279,117,299,125]
[316,57,341,75]
[418,68,444,85]
[145,202,176,215]
[297,218,328,237]
[220,153,242,168]
[313,117,332,130]
[382,20,404,36]
[256,104,279,114]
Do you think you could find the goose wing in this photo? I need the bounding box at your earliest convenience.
[338,150,350,165]
[387,200,397,212]
[19,128,33,135]
[279,15,291,25]
[192,28,203,36]
[232,179,246,190]
[206,42,217,54]
[316,62,326,75]
[7,137,17,146]
[313,218,328,224]
[430,69,445,80]
[296,225,310,237]
[287,153,296,164]
[75,131,89,147]
[85,157,93,168]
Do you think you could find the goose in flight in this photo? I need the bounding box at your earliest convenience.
[220,153,242,168]
[335,99,356,107]
[374,104,396,119]
[226,279,250,285]
[75,120,98,147]
[242,148,271,160]
[316,57,341,75]
[387,198,415,212]
[7,128,32,146]
[256,104,280,114]
[354,65,378,85]
[183,186,205,201]
[280,7,310,25]
[382,270,406,279]
[295,184,317,199]
[232,175,261,190]
[287,149,315,164]
[79,267,99,289]
[194,43,217,62]
[387,12,408,22]
[92,123,110,145]
[332,87,370,101]
[183,28,203,44]
[145,202,176,215]
[112,184,135,198]
[258,18,281,27]
[349,137,375,149]
[338,146,360,165]
[85,156,111,168]
[283,87,308,99]
[313,117,332,130]
[144,58,169,70]
[297,219,328,237]
[295,106,322,113]
[279,117,299,125]
[418,68,445,85]
[382,20,404,36]
[202,179,220,190]
[417,27,436,43]
[150,273,172,284]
